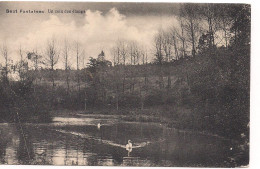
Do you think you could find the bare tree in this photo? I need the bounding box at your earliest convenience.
[171,30,179,60]
[174,18,187,58]
[17,45,24,81]
[154,30,164,89]
[111,40,129,110]
[1,43,9,83]
[199,4,220,48]
[180,4,201,57]
[117,40,128,93]
[81,50,86,69]
[80,49,89,110]
[63,38,70,94]
[162,31,171,62]
[16,45,29,82]
[75,41,81,94]
[217,4,232,48]
[44,38,59,90]
[27,47,43,87]
[132,42,140,66]
[144,49,148,86]
[139,47,147,110]
[129,41,141,92]
[162,30,175,89]
[110,47,117,66]
[111,45,121,111]
[154,31,164,64]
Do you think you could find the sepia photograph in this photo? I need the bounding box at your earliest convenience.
[0,1,250,167]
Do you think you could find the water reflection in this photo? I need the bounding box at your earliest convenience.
[0,140,7,164]
[16,124,35,164]
[0,116,248,167]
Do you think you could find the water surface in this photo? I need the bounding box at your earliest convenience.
[0,114,246,167]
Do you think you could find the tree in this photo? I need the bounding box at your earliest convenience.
[111,46,121,110]
[162,30,174,89]
[172,31,179,60]
[229,4,250,47]
[97,50,108,103]
[129,41,141,92]
[144,49,148,86]
[197,33,211,53]
[1,43,9,83]
[16,46,29,82]
[87,53,112,108]
[44,38,59,90]
[154,30,164,89]
[162,30,173,61]
[63,39,70,94]
[115,40,128,93]
[75,41,81,94]
[27,49,43,86]
[180,4,201,57]
[216,4,233,48]
[154,31,164,65]
[174,17,188,58]
[229,4,250,92]
[199,4,219,48]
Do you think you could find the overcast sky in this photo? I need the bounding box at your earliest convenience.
[0,2,180,68]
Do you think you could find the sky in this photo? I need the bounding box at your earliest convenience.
[0,2,180,69]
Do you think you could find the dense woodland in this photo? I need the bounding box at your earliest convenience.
[0,4,250,141]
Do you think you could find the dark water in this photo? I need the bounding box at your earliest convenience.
[0,114,248,167]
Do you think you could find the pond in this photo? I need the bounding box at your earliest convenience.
[0,114,247,167]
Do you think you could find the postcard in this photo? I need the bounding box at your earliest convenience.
[0,1,250,167]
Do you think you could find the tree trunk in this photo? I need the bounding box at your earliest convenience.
[116,85,119,111]
[66,71,70,94]
[76,43,80,96]
[190,19,196,57]
[173,36,179,60]
[51,66,55,90]
[159,65,164,89]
